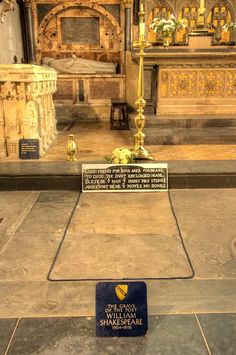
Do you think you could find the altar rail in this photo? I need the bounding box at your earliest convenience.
[0,64,57,158]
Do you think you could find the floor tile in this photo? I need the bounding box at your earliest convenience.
[8,315,208,355]
[0,318,17,354]
[197,313,236,355]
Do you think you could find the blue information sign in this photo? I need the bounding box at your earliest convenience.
[96,282,148,337]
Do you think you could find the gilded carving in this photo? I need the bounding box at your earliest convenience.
[158,65,236,115]
[199,71,225,96]
[168,70,198,97]
[147,0,236,45]
[160,67,235,98]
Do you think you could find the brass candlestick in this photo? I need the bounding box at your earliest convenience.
[132,3,153,160]
[196,0,206,30]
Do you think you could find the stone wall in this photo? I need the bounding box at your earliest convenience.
[0,2,24,64]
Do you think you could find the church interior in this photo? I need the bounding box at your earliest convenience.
[0,0,236,353]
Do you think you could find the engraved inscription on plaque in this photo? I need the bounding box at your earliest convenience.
[61,17,100,45]
[83,164,168,192]
[90,81,120,100]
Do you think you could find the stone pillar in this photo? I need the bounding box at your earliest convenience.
[123,0,133,51]
[22,0,35,63]
[0,64,57,158]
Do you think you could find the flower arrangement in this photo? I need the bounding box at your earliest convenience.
[106,147,135,164]
[150,14,187,47]
[222,22,236,32]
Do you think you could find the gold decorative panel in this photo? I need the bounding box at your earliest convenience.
[158,65,236,115]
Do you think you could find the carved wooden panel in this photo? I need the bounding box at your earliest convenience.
[207,1,233,44]
[147,0,236,45]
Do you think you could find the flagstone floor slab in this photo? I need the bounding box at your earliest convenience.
[50,233,191,280]
[170,189,236,279]
[67,192,177,236]
[50,192,192,280]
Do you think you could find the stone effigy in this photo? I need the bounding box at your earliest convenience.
[42,55,116,74]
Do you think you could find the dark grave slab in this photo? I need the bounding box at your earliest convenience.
[197,313,236,354]
[0,318,17,354]
[19,139,39,160]
[7,315,209,354]
[82,163,168,192]
[96,282,148,337]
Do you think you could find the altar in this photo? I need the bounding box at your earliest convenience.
[140,47,236,116]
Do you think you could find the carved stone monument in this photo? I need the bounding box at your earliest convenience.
[0,64,57,159]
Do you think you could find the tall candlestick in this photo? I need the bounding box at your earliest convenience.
[200,0,205,12]
[132,3,152,160]
[139,22,145,36]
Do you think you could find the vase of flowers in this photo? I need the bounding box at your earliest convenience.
[105,147,135,164]
[222,22,236,32]
[150,14,187,48]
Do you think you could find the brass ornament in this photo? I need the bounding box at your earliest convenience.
[67,134,78,161]
[132,3,153,160]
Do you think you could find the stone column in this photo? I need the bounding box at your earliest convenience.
[122,0,133,51]
[22,0,35,63]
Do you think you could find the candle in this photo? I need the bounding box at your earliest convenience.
[140,3,144,12]
[139,22,145,36]
[200,0,205,11]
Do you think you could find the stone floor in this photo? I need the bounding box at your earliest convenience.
[1,121,236,353]
[0,189,236,354]
[1,121,236,162]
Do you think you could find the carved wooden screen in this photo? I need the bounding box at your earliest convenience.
[176,0,199,44]
[147,0,236,46]
[207,1,234,45]
[147,1,174,44]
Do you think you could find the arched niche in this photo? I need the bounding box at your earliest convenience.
[147,0,175,44]
[36,2,122,65]
[207,0,235,44]
[176,0,200,44]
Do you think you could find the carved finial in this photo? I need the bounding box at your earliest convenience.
[122,0,133,9]
[0,0,16,23]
